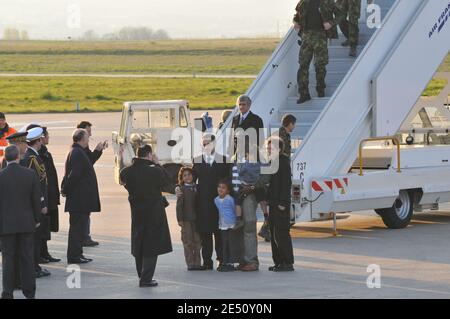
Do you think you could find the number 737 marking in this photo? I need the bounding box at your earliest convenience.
[297,162,307,171]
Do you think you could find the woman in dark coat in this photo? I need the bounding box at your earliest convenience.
[120,145,172,288]
[267,137,294,272]
[39,128,61,263]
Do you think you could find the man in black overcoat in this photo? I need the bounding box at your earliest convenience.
[62,129,101,264]
[120,145,172,288]
[76,121,107,247]
[0,145,41,299]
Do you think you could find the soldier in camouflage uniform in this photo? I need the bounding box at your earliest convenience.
[336,0,362,57]
[294,0,338,104]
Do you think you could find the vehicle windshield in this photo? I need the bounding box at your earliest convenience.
[132,108,176,129]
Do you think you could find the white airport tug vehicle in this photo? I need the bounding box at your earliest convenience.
[113,0,450,232]
[112,100,192,190]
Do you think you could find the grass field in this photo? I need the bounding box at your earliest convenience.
[0,39,279,75]
[0,76,445,113]
[0,77,253,112]
[0,39,448,113]
[1,39,448,75]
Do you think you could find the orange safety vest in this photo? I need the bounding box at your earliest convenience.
[0,125,17,158]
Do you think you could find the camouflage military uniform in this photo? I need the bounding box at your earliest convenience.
[336,0,362,51]
[294,0,338,100]
[278,126,292,157]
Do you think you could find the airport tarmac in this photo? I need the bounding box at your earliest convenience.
[2,111,450,299]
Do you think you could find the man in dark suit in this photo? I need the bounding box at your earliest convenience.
[76,121,107,247]
[120,145,173,287]
[62,129,101,264]
[0,145,41,299]
[0,132,28,254]
[231,95,264,154]
[191,134,230,270]
[22,127,51,278]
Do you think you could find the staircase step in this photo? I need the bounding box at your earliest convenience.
[286,96,330,108]
[289,85,339,99]
[328,45,366,58]
[279,109,322,122]
[305,71,347,86]
[310,58,355,73]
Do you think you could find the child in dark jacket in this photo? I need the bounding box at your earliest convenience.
[176,167,204,271]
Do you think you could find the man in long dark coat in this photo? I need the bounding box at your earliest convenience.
[62,129,101,264]
[192,134,230,270]
[120,145,172,288]
[76,121,107,247]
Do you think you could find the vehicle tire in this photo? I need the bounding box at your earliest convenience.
[375,190,413,229]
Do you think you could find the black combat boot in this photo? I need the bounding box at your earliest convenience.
[297,93,312,104]
[349,46,357,58]
[317,88,325,98]
[341,40,350,47]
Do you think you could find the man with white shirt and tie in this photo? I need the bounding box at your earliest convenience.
[191,134,230,270]
[231,95,264,145]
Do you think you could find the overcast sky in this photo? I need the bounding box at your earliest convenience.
[0,0,300,39]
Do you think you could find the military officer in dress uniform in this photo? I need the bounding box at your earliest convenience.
[22,127,51,278]
[25,124,61,264]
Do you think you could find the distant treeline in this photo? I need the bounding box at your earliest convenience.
[1,27,170,41]
[3,28,29,40]
[81,27,170,41]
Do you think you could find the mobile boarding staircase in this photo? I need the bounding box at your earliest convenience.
[217,0,450,227]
